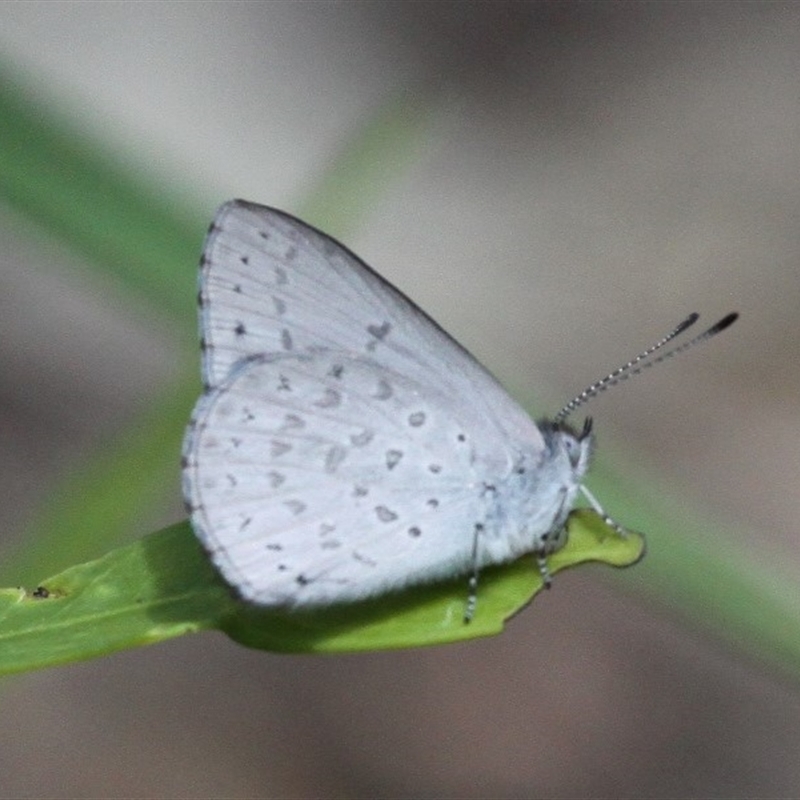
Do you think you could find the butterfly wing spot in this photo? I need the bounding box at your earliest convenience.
[209,397,235,420]
[265,543,282,551]
[200,474,218,490]
[272,296,287,315]
[279,413,305,431]
[234,322,247,337]
[408,526,422,537]
[408,411,426,427]
[269,440,292,457]
[284,499,307,515]
[318,525,343,548]
[325,445,347,473]
[226,473,237,487]
[274,267,288,285]
[328,363,344,379]
[367,321,391,342]
[385,449,403,470]
[428,464,442,474]
[426,498,439,509]
[285,246,298,261]
[240,254,249,265]
[353,551,377,567]
[277,375,291,391]
[353,485,368,497]
[281,329,293,350]
[314,388,341,408]
[373,379,392,400]
[350,429,374,447]
[375,505,398,523]
[267,471,286,488]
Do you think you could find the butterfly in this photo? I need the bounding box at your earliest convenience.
[182,200,737,620]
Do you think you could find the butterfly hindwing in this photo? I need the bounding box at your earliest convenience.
[184,349,498,606]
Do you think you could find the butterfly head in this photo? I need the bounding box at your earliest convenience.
[537,416,594,482]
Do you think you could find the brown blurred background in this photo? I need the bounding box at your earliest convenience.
[1,2,799,797]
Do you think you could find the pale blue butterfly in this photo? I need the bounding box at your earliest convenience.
[182,200,737,620]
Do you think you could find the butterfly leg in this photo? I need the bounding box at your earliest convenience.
[463,523,484,623]
[536,553,553,588]
[579,485,626,536]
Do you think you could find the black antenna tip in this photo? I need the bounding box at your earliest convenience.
[707,312,739,336]
[677,312,700,335]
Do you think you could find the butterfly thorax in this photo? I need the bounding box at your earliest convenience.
[479,418,594,566]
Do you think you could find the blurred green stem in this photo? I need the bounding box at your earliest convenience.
[1,65,798,682]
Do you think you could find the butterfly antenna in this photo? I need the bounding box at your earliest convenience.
[555,311,738,424]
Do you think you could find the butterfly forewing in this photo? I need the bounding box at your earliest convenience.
[199,201,543,449]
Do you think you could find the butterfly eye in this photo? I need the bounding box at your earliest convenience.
[563,435,584,469]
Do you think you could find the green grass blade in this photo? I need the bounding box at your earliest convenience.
[0,64,207,325]
[0,378,199,586]
[297,93,431,234]
[587,459,800,678]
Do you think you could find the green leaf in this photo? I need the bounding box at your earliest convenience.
[0,510,644,675]
[0,523,228,677]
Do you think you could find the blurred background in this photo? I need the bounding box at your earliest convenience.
[1,2,799,797]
